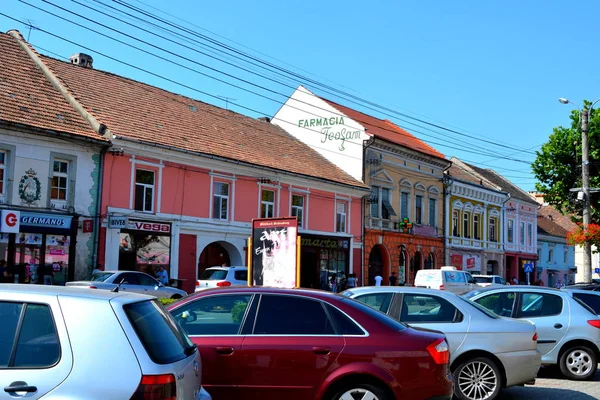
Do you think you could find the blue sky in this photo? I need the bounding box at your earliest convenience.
[2,0,598,191]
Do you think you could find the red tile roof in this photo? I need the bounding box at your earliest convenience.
[537,205,577,237]
[0,32,99,140]
[35,54,366,188]
[319,97,446,159]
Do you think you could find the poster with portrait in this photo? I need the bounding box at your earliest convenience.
[250,217,299,288]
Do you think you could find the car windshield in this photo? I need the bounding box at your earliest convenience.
[456,296,499,319]
[200,269,228,280]
[90,272,114,282]
[474,276,493,283]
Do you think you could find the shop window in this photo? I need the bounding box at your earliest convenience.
[415,195,423,225]
[135,169,155,213]
[44,235,70,285]
[473,215,480,240]
[336,202,347,233]
[452,211,459,236]
[489,217,497,242]
[291,195,304,228]
[212,182,229,220]
[0,145,16,205]
[428,198,436,227]
[319,249,348,291]
[119,232,171,277]
[508,219,514,243]
[463,212,470,238]
[261,189,275,218]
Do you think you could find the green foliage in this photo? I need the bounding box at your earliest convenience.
[231,301,248,324]
[532,103,600,224]
[158,298,178,306]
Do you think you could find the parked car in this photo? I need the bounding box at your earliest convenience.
[342,286,540,400]
[66,270,187,298]
[464,286,600,380]
[0,283,204,399]
[563,282,600,292]
[195,266,248,292]
[414,267,479,295]
[471,274,507,288]
[561,288,600,315]
[168,287,454,400]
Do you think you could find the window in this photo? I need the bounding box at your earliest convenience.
[573,293,600,314]
[336,202,347,233]
[0,302,61,368]
[463,213,470,238]
[428,198,436,227]
[400,192,409,220]
[520,222,525,245]
[234,270,248,281]
[323,304,365,335]
[401,295,460,323]
[354,293,393,314]
[564,250,568,264]
[473,292,516,317]
[508,219,514,243]
[489,218,496,242]
[452,211,459,236]
[548,248,554,263]
[124,300,195,364]
[381,188,396,219]
[135,170,155,212]
[253,295,334,335]
[519,293,563,318]
[138,274,159,287]
[50,160,69,203]
[261,189,275,218]
[415,195,423,224]
[527,223,533,246]
[444,271,465,283]
[473,215,480,240]
[170,295,252,336]
[0,151,5,197]
[291,195,304,228]
[370,186,379,218]
[212,182,229,220]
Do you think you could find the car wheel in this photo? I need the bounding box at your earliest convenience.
[330,383,387,400]
[453,357,502,400]
[559,346,598,380]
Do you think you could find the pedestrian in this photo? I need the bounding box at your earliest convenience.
[43,264,54,285]
[511,276,518,285]
[156,265,169,286]
[329,274,338,293]
[0,259,12,283]
[389,272,397,286]
[92,263,103,277]
[347,273,357,289]
[374,274,383,286]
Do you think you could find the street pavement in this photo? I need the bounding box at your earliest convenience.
[499,367,600,399]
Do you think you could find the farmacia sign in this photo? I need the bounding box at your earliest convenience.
[297,116,361,151]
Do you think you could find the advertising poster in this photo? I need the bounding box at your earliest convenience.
[251,217,298,288]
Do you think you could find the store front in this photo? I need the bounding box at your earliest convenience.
[449,250,483,274]
[299,234,350,290]
[116,218,172,279]
[0,210,77,285]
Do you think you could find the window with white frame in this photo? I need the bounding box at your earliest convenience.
[381,188,396,219]
[0,151,5,199]
[507,219,514,243]
[489,217,497,242]
[428,198,436,227]
[261,189,275,218]
[473,215,480,240]
[336,202,347,233]
[415,195,423,225]
[135,169,155,212]
[51,160,70,203]
[452,211,459,236]
[212,182,229,220]
[520,222,525,245]
[370,186,380,218]
[291,195,304,228]
[527,223,533,246]
[463,212,470,238]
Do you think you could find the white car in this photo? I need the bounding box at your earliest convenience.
[342,286,541,400]
[414,266,479,295]
[472,274,507,288]
[0,283,207,399]
[195,266,248,292]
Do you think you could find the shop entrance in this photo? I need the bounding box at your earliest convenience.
[197,241,242,279]
[368,245,388,285]
[118,230,171,278]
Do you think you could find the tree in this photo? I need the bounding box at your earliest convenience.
[532,101,600,226]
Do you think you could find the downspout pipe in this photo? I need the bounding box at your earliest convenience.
[361,135,375,287]
[92,146,110,272]
[502,193,512,278]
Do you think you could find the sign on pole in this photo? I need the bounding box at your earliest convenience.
[250,217,299,288]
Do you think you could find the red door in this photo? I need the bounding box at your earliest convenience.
[191,336,243,399]
[237,294,345,400]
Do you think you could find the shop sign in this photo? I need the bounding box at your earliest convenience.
[301,237,349,249]
[297,116,362,151]
[108,216,128,229]
[466,257,476,269]
[128,220,171,233]
[20,212,72,229]
[82,219,93,233]
[0,210,20,233]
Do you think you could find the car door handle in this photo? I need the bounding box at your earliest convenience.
[4,382,37,393]
[215,347,234,355]
[554,323,563,329]
[312,346,331,355]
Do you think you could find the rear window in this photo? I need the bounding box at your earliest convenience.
[124,300,196,365]
[91,272,113,282]
[339,297,407,331]
[457,297,499,319]
[474,276,493,283]
[200,269,228,280]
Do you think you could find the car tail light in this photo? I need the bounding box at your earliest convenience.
[439,285,444,290]
[130,374,176,400]
[426,338,449,365]
[89,286,97,289]
[195,281,200,286]
[216,281,231,287]
[532,333,538,341]
[587,320,600,329]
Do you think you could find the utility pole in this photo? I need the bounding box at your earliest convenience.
[581,107,592,283]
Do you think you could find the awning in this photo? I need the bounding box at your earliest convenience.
[382,199,397,217]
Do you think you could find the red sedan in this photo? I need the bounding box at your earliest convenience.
[168,287,453,400]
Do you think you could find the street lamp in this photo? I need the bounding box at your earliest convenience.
[559,97,600,283]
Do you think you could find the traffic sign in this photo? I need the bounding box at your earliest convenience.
[595,268,600,274]
[524,263,534,273]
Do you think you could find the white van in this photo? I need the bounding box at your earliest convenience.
[414,266,479,295]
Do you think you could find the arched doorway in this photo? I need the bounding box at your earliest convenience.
[198,241,242,279]
[368,245,389,285]
[398,246,408,285]
[412,251,423,282]
[426,252,436,269]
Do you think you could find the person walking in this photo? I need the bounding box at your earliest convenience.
[0,260,12,283]
[346,273,357,289]
[389,272,397,286]
[374,274,383,286]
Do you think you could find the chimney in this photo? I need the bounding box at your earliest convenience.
[69,53,93,68]
[257,116,271,123]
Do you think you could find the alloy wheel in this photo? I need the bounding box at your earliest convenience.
[565,349,594,377]
[457,360,498,400]
[338,388,380,400]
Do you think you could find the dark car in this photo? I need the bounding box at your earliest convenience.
[168,287,453,400]
[563,282,600,292]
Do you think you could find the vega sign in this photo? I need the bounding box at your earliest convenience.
[297,116,362,151]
